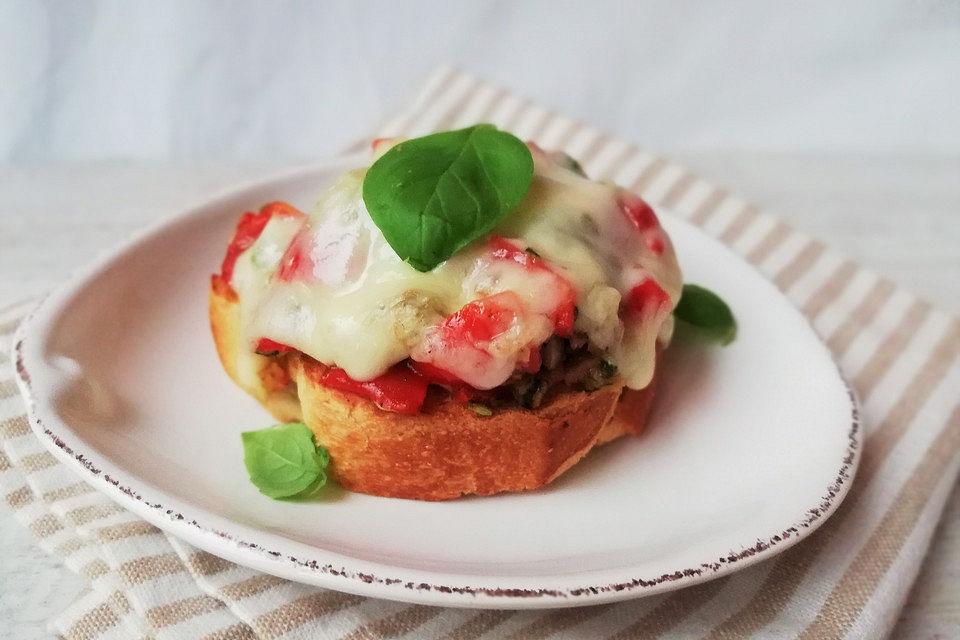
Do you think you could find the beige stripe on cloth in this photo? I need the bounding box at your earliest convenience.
[187,550,243,577]
[718,204,760,245]
[828,279,897,356]
[251,591,364,639]
[689,187,730,226]
[801,261,858,318]
[201,622,260,640]
[66,599,124,640]
[339,605,443,640]
[694,321,960,639]
[0,333,251,639]
[218,575,287,601]
[0,377,20,399]
[0,66,958,640]
[797,403,960,639]
[146,594,228,629]
[606,579,731,640]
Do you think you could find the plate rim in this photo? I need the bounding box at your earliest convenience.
[10,158,862,608]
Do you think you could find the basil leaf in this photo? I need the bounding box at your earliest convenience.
[362,124,534,272]
[674,284,737,345]
[241,423,329,499]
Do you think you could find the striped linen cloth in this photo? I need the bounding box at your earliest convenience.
[2,65,959,640]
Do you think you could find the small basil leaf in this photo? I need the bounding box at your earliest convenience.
[241,423,329,499]
[362,124,534,272]
[297,468,328,498]
[674,284,737,345]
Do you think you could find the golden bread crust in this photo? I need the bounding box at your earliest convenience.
[209,275,658,500]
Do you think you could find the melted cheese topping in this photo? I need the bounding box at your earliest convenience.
[230,142,682,391]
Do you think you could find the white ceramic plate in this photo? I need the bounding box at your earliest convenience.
[14,155,859,609]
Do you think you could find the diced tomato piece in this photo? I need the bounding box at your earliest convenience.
[488,236,539,269]
[619,195,659,231]
[255,338,293,355]
[220,202,305,284]
[371,138,390,151]
[522,346,542,374]
[275,228,314,282]
[221,211,271,283]
[413,291,550,391]
[552,290,576,338]
[411,292,522,390]
[318,364,428,415]
[441,292,519,344]
[623,278,670,318]
[259,201,305,219]
[487,236,576,337]
[453,387,475,404]
[646,235,665,255]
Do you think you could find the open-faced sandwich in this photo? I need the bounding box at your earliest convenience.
[210,125,734,501]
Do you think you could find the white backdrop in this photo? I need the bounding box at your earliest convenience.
[1,0,958,162]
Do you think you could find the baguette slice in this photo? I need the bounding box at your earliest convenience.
[210,274,658,500]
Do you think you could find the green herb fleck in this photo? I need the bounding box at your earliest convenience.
[513,376,547,409]
[599,360,618,378]
[361,124,534,272]
[674,284,736,345]
[467,403,493,417]
[241,423,329,499]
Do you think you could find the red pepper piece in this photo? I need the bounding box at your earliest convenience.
[259,201,306,219]
[319,364,428,415]
[522,346,542,374]
[646,235,665,255]
[552,290,576,337]
[275,228,314,282]
[411,293,521,394]
[221,211,271,284]
[623,278,670,318]
[220,202,305,284]
[453,387,475,404]
[619,195,659,231]
[488,235,540,269]
[487,236,576,337]
[255,338,294,355]
[441,292,519,344]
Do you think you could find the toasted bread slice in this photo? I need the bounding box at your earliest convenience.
[210,275,658,500]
